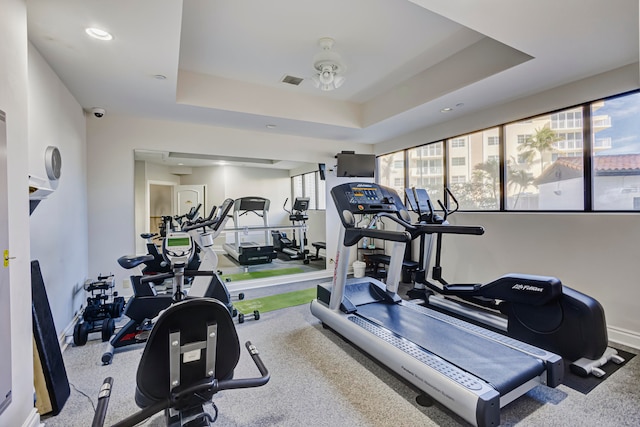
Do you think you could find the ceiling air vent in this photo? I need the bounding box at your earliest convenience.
[281,75,304,86]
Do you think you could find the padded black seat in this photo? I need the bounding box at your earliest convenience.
[312,241,326,259]
[134,298,240,411]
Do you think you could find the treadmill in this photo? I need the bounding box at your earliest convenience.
[310,182,563,427]
[222,197,277,265]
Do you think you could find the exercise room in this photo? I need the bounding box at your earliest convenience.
[2,1,640,426]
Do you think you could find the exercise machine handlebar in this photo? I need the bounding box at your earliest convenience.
[91,377,113,427]
[367,211,484,241]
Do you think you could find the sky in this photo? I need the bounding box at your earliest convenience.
[593,91,640,155]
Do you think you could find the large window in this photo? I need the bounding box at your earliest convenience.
[291,171,325,210]
[377,151,405,197]
[447,128,500,210]
[591,92,640,210]
[505,107,584,210]
[376,90,640,212]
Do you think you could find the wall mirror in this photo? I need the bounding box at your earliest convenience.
[133,149,328,286]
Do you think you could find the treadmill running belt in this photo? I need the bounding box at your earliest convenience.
[355,302,545,395]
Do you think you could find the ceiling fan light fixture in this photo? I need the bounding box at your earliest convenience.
[312,37,346,91]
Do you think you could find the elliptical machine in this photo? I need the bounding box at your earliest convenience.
[271,197,310,263]
[405,186,624,377]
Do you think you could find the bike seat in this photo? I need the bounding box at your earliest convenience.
[140,233,157,239]
[118,254,155,270]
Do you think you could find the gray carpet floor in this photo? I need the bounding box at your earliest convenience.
[43,280,640,427]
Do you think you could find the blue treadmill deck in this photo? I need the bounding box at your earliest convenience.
[355,301,545,395]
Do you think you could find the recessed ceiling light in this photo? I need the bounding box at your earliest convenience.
[85,27,113,41]
[440,107,453,113]
[153,74,167,80]
[266,124,277,129]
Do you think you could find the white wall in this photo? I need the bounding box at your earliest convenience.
[28,45,89,334]
[432,212,640,348]
[179,165,226,216]
[0,1,37,426]
[87,116,372,292]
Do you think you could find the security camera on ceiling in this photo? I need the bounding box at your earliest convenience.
[90,107,106,118]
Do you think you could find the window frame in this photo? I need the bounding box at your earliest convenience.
[375,89,640,213]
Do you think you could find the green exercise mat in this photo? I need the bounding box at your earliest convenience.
[233,287,317,314]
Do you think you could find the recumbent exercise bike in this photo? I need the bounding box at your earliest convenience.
[92,296,269,426]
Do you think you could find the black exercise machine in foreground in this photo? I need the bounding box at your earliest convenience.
[311,182,563,427]
[92,298,270,427]
[404,186,623,377]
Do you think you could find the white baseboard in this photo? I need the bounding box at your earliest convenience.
[608,325,640,351]
[59,312,80,351]
[20,408,40,427]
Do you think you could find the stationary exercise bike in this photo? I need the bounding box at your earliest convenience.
[101,229,198,364]
[102,202,241,365]
[143,204,205,280]
[405,186,624,377]
[92,294,270,426]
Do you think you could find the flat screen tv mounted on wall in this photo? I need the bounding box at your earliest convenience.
[336,153,375,177]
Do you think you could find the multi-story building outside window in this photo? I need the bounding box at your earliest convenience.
[447,128,500,210]
[551,111,582,129]
[451,138,466,148]
[451,157,466,166]
[407,142,444,202]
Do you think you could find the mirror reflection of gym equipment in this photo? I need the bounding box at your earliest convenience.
[271,197,311,263]
[223,197,277,266]
[134,152,327,283]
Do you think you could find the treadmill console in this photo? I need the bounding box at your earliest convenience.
[331,182,405,218]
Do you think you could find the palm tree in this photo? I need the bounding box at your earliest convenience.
[518,126,562,173]
[378,155,394,185]
[508,168,534,208]
[473,158,500,204]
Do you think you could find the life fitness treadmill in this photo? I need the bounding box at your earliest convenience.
[310,182,563,427]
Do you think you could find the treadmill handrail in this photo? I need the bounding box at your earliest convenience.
[370,211,484,239]
[182,198,234,232]
[415,223,485,236]
[344,228,411,247]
